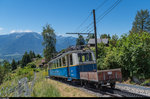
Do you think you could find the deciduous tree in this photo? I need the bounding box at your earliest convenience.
[42,24,56,62]
[76,35,85,46]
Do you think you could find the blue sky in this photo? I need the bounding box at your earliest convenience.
[0,0,150,38]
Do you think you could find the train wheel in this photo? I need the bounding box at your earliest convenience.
[95,84,99,89]
[110,83,116,89]
[80,81,83,86]
[99,85,104,91]
[83,82,87,88]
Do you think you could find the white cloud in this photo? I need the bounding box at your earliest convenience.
[10,30,33,33]
[0,27,3,31]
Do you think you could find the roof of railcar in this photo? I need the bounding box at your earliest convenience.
[48,49,94,64]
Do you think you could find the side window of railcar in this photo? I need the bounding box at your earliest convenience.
[62,57,66,66]
[52,62,55,68]
[59,58,61,67]
[57,60,59,68]
[70,54,73,65]
[56,60,59,68]
[54,61,56,68]
[55,60,57,68]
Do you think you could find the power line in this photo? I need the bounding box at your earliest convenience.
[75,11,92,33]
[96,0,122,24]
[72,0,122,38]
[80,22,93,33]
[96,0,122,37]
[75,0,108,33]
[79,22,93,33]
[95,0,108,11]
[85,25,94,33]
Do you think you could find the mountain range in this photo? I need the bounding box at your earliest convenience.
[0,32,77,62]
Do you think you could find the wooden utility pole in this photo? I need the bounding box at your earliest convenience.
[93,9,98,60]
[66,9,98,61]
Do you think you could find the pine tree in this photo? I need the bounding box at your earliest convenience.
[32,51,36,58]
[11,59,17,71]
[36,54,42,58]
[130,9,150,34]
[29,51,36,60]
[21,51,31,68]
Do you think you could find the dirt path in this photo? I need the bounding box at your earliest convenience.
[46,79,97,97]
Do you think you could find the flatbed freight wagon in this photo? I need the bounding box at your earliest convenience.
[80,68,122,88]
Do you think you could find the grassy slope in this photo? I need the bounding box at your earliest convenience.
[31,70,60,97]
[0,58,96,97]
[46,78,97,97]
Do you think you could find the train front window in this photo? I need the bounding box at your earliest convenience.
[78,52,93,62]
[89,53,93,61]
[78,53,82,62]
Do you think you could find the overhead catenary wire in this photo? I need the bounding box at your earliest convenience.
[96,0,122,37]
[86,25,94,33]
[70,0,122,40]
[84,0,122,38]
[95,0,108,11]
[96,0,122,24]
[76,0,108,33]
[75,11,93,33]
[79,22,93,33]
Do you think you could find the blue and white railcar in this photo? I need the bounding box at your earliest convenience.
[48,49,97,81]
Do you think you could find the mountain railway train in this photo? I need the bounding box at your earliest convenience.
[48,46,122,89]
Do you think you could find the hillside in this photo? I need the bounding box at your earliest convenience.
[0,58,96,97]
[0,32,77,62]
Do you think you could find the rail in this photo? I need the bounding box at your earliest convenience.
[49,77,150,97]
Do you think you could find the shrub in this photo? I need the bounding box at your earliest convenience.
[26,63,36,68]
[97,32,150,80]
[27,71,34,81]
